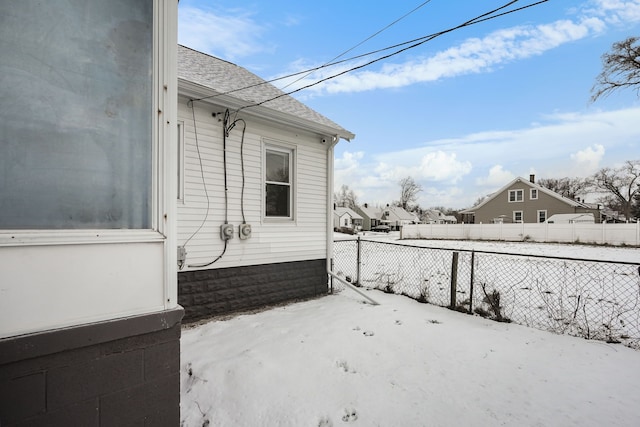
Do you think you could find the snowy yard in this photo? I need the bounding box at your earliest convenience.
[180,290,640,427]
[333,235,640,347]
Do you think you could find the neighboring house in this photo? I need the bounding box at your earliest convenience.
[353,203,383,231]
[381,205,419,230]
[333,206,364,230]
[443,215,458,224]
[422,209,458,224]
[1,2,182,425]
[176,46,355,322]
[546,213,595,223]
[460,175,602,224]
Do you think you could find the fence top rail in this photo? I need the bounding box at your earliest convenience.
[334,238,640,267]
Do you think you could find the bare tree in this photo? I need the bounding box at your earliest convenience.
[334,184,358,209]
[590,160,640,220]
[398,177,422,211]
[591,36,640,102]
[537,177,588,200]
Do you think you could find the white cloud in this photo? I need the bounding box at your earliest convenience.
[570,144,606,172]
[287,0,640,95]
[334,107,640,208]
[178,6,272,60]
[476,165,516,186]
[585,0,640,23]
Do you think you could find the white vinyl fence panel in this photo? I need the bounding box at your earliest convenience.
[402,223,640,246]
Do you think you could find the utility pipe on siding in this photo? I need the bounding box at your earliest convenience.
[326,137,338,281]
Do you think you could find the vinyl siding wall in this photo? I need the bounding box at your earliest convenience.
[177,96,329,271]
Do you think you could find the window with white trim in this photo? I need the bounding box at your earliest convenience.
[513,211,523,223]
[265,145,294,219]
[508,189,524,202]
[538,210,547,223]
[0,0,154,230]
[530,188,538,200]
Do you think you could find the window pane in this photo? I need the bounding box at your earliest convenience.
[265,184,290,217]
[0,0,152,229]
[266,150,289,183]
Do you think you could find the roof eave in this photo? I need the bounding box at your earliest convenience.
[178,79,355,142]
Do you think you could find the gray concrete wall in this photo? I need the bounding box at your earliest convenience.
[179,259,328,322]
[0,308,183,426]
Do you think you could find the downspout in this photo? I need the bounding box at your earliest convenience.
[325,144,379,306]
[326,136,339,279]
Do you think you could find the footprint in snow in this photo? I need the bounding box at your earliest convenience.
[395,320,403,325]
[318,416,333,427]
[342,408,358,422]
[336,359,356,373]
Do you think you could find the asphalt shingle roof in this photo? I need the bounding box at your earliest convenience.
[178,45,353,138]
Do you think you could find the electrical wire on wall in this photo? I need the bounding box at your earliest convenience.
[231,117,247,225]
[179,99,213,270]
[183,107,248,269]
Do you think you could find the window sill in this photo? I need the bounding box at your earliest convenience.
[262,217,296,224]
[0,229,165,247]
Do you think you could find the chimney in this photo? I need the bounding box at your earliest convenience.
[529,174,535,183]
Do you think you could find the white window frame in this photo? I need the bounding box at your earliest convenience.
[537,210,547,223]
[508,189,524,202]
[530,188,538,200]
[513,211,523,223]
[0,1,173,248]
[177,120,185,203]
[263,140,296,222]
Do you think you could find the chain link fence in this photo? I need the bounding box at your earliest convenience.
[332,238,640,349]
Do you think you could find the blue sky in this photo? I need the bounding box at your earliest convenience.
[178,0,640,209]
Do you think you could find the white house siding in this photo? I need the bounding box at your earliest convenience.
[0,241,166,339]
[177,97,328,271]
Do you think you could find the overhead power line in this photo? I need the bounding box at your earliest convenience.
[192,0,550,111]
[279,0,434,91]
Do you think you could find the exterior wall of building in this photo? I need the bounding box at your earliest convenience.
[179,259,327,322]
[0,242,166,339]
[0,308,183,426]
[177,97,329,270]
[469,180,597,224]
[177,96,332,319]
[353,206,372,230]
[0,2,180,425]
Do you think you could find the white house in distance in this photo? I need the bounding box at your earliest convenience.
[422,209,458,224]
[381,205,420,230]
[1,1,181,425]
[333,206,364,230]
[176,46,355,321]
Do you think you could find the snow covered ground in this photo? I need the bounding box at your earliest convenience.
[181,290,640,427]
[342,231,640,262]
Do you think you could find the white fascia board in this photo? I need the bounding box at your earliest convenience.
[178,79,355,142]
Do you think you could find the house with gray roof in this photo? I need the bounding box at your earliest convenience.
[380,205,420,231]
[422,209,457,224]
[176,45,355,321]
[353,203,383,231]
[333,206,363,230]
[460,175,603,224]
